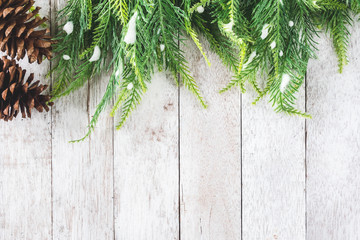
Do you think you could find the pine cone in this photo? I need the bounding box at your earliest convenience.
[0,56,53,121]
[0,0,53,64]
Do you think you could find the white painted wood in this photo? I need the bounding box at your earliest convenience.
[87,74,114,239]
[179,38,241,240]
[0,1,52,239]
[52,1,113,239]
[51,83,92,239]
[242,80,306,238]
[3,2,360,239]
[306,23,360,239]
[113,72,179,240]
[52,75,114,239]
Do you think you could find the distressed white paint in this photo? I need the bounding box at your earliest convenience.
[0,1,360,239]
[51,0,113,239]
[114,72,179,240]
[0,1,52,239]
[306,23,360,239]
[180,38,241,240]
[52,73,113,239]
[242,86,306,240]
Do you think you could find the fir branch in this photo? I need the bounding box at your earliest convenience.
[115,71,144,129]
[72,72,118,143]
[190,0,211,14]
[80,0,112,59]
[110,0,129,25]
[324,8,352,72]
[51,0,360,140]
[191,11,238,71]
[185,19,211,66]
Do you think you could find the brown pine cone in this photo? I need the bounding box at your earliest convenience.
[0,56,53,121]
[0,0,53,64]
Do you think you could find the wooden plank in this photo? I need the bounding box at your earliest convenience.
[0,1,52,239]
[87,75,114,238]
[179,38,241,239]
[306,24,360,239]
[241,79,306,238]
[113,72,179,240]
[52,0,114,239]
[52,75,114,239]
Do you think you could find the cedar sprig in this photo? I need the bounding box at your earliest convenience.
[51,0,360,140]
[51,0,209,141]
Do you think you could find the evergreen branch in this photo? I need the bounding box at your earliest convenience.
[185,19,211,66]
[190,0,211,14]
[219,46,247,93]
[86,0,93,29]
[325,8,351,72]
[110,0,129,25]
[80,0,111,58]
[71,73,118,142]
[50,0,360,140]
[316,0,347,10]
[116,77,144,130]
[191,12,238,71]
[55,61,94,98]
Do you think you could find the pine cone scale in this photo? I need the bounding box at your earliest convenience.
[2,88,7,100]
[0,56,52,121]
[0,0,52,63]
[2,8,14,18]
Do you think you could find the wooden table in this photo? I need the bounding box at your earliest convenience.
[1,1,360,239]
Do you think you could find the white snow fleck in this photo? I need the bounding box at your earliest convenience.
[223,19,234,32]
[127,83,134,90]
[89,45,101,62]
[248,51,257,63]
[289,21,294,27]
[115,65,123,77]
[124,11,138,44]
[243,51,256,69]
[197,6,205,13]
[63,55,70,60]
[270,41,276,49]
[279,50,284,57]
[63,21,74,35]
[280,74,291,93]
[261,24,270,39]
[160,44,165,52]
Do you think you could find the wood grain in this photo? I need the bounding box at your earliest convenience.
[179,38,241,240]
[51,1,114,239]
[88,74,114,239]
[113,72,179,240]
[306,23,360,239]
[241,80,306,238]
[0,1,52,239]
[52,74,114,239]
[2,1,360,239]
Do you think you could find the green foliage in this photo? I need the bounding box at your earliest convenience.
[214,0,359,117]
[52,0,360,140]
[52,0,207,140]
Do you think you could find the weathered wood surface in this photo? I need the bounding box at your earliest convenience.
[180,38,241,240]
[1,1,360,239]
[0,1,52,239]
[114,72,179,240]
[242,84,306,239]
[51,0,113,237]
[306,22,360,240]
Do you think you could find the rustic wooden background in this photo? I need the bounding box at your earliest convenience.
[1,0,360,239]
